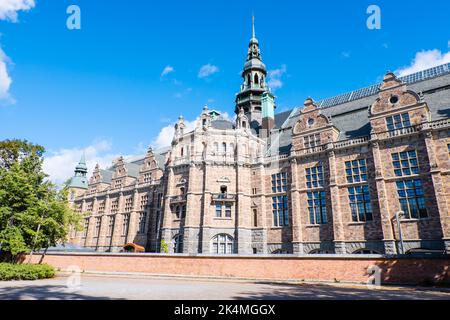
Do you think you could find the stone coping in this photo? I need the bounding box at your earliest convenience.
[36,251,450,260]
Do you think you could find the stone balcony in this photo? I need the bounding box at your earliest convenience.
[211,193,236,203]
[170,195,187,204]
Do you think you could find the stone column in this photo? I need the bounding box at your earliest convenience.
[257,163,268,254]
[423,128,450,253]
[371,138,397,254]
[236,162,252,255]
[327,145,346,254]
[161,168,175,251]
[126,188,140,244]
[290,158,304,254]
[201,162,212,254]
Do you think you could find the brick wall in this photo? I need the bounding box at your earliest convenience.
[28,253,450,286]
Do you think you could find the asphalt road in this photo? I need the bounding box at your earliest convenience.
[1,275,449,300]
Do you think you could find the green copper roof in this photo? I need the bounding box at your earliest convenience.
[68,154,89,189]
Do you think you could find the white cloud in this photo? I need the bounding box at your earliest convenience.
[0,47,13,102]
[198,64,219,78]
[160,65,174,77]
[267,64,287,91]
[341,51,351,59]
[0,0,35,22]
[43,140,136,185]
[396,48,450,77]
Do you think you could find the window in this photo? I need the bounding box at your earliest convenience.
[98,201,106,214]
[254,73,259,85]
[87,202,94,212]
[345,159,368,183]
[114,179,123,189]
[107,216,115,237]
[447,144,450,156]
[211,234,234,254]
[83,218,89,238]
[225,204,232,218]
[111,199,119,214]
[138,212,147,234]
[348,185,373,222]
[396,179,428,219]
[271,173,288,193]
[305,165,324,189]
[125,197,133,212]
[307,191,327,225]
[386,113,411,131]
[216,204,222,217]
[140,195,149,210]
[272,196,289,227]
[122,214,130,237]
[392,150,419,177]
[222,143,227,153]
[143,173,152,183]
[173,234,183,253]
[353,249,380,255]
[272,249,289,254]
[94,217,101,238]
[304,134,321,149]
[253,209,258,227]
[181,205,186,218]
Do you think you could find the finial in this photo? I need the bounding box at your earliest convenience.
[80,151,86,165]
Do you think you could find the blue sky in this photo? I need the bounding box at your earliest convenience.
[0,0,449,182]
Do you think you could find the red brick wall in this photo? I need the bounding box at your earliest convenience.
[28,253,450,285]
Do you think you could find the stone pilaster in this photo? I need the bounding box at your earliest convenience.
[290,158,304,254]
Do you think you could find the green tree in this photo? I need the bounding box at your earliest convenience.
[0,140,82,263]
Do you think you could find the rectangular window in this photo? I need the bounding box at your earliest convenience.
[304,134,321,149]
[215,204,222,217]
[140,195,149,211]
[271,172,288,193]
[83,218,89,238]
[348,185,373,222]
[345,159,368,183]
[94,217,101,238]
[98,201,106,214]
[305,165,324,189]
[386,113,411,131]
[181,205,186,218]
[122,214,130,237]
[307,191,327,225]
[107,216,115,237]
[111,199,119,214]
[272,196,289,227]
[139,212,147,234]
[396,179,428,219]
[225,204,232,218]
[392,150,419,177]
[124,197,133,212]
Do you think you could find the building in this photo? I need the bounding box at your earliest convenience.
[67,20,450,255]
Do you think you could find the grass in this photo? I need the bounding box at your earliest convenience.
[0,263,55,281]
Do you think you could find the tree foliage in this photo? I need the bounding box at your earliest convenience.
[0,140,82,262]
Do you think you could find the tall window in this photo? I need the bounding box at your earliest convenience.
[107,216,115,237]
[216,204,222,217]
[225,204,232,218]
[345,159,368,183]
[272,196,289,227]
[173,234,183,253]
[111,199,119,214]
[253,209,258,227]
[122,214,130,237]
[211,234,234,254]
[396,179,428,219]
[124,197,133,212]
[94,217,101,238]
[140,195,149,210]
[83,218,89,238]
[271,173,288,193]
[386,113,411,131]
[304,134,321,149]
[392,150,419,177]
[307,191,327,225]
[98,201,106,214]
[305,165,324,189]
[138,212,147,234]
[348,186,373,222]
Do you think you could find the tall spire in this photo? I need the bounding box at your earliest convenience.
[67,152,89,190]
[252,15,256,39]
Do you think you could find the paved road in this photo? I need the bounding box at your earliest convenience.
[0,275,449,300]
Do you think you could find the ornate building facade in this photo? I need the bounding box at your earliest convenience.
[67,22,450,255]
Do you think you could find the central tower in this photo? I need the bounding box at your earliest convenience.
[235,16,272,134]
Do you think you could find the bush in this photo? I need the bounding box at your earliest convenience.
[0,263,55,281]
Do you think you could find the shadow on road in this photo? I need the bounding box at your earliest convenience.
[0,284,122,300]
[232,282,450,300]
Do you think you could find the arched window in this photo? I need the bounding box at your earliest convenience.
[222,142,227,153]
[173,234,183,254]
[211,234,234,254]
[247,74,251,85]
[181,147,184,157]
[254,73,259,85]
[214,142,219,154]
[230,143,235,155]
